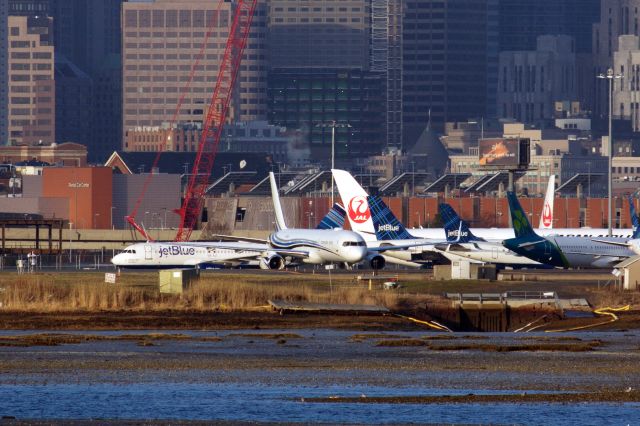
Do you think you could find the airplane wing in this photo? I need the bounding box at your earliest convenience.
[269,249,311,258]
[517,240,547,248]
[367,242,436,252]
[202,235,269,244]
[175,241,268,251]
[589,239,630,247]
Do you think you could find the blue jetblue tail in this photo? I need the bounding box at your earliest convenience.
[629,196,640,238]
[506,191,537,238]
[316,203,346,230]
[366,195,415,240]
[438,204,484,243]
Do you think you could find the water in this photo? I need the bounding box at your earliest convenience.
[1,383,638,424]
[1,330,639,424]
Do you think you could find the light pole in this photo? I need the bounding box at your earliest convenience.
[411,161,415,197]
[94,213,100,229]
[316,121,351,205]
[586,161,591,200]
[597,67,623,236]
[68,222,73,261]
[468,118,484,140]
[111,206,116,230]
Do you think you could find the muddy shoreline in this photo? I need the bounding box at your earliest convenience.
[1,309,639,332]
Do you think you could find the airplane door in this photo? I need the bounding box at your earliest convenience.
[144,244,153,260]
[492,247,498,260]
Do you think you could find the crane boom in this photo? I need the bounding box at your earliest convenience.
[174,0,257,242]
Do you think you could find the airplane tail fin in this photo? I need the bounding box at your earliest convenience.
[506,191,536,238]
[538,174,555,229]
[316,203,346,230]
[332,169,376,238]
[629,195,640,238]
[367,195,414,240]
[269,172,287,231]
[438,204,484,243]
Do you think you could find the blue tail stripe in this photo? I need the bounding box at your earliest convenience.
[438,204,483,243]
[317,203,346,230]
[367,196,414,240]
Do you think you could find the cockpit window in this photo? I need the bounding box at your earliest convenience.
[343,241,366,247]
[121,249,136,254]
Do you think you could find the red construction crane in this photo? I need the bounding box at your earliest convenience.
[174,0,258,242]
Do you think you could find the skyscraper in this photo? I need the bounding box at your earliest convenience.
[498,35,577,124]
[499,0,600,54]
[403,0,498,146]
[122,0,267,147]
[0,0,8,145]
[7,0,124,160]
[7,16,55,145]
[593,0,640,118]
[266,0,386,161]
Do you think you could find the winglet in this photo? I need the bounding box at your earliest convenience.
[629,195,640,238]
[506,191,536,238]
[438,203,484,243]
[538,174,555,229]
[269,172,287,230]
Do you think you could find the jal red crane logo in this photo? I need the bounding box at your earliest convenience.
[542,202,552,227]
[348,196,371,224]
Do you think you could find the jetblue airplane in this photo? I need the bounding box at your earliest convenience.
[110,203,350,269]
[433,203,541,266]
[366,195,541,266]
[502,192,639,269]
[334,168,541,266]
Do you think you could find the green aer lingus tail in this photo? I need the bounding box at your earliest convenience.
[502,192,637,269]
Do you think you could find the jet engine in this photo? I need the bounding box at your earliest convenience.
[366,254,386,270]
[259,253,285,270]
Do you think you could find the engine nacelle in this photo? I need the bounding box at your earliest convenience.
[366,254,386,270]
[259,253,285,270]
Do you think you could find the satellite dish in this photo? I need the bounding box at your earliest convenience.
[239,159,247,169]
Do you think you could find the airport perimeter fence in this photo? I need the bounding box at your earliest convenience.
[0,249,118,273]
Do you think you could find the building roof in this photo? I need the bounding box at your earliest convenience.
[104,151,272,179]
[614,255,640,269]
[379,172,432,195]
[556,173,605,195]
[465,171,526,194]
[248,171,300,194]
[283,171,332,195]
[205,171,259,195]
[424,173,472,193]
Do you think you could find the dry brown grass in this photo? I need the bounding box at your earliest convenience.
[0,273,403,312]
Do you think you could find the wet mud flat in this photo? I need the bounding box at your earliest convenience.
[0,329,640,424]
[2,308,640,333]
[0,310,417,331]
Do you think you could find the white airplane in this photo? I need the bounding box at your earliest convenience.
[111,241,265,269]
[400,174,634,240]
[332,169,541,267]
[503,192,639,269]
